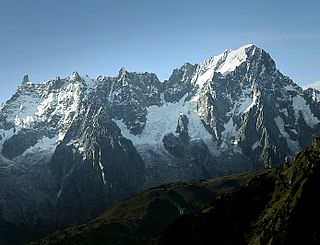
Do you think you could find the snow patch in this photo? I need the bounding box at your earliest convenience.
[220,117,242,154]
[7,93,41,128]
[35,82,83,129]
[310,90,320,103]
[66,140,77,146]
[98,149,107,184]
[274,116,301,153]
[191,44,253,91]
[82,75,98,91]
[221,118,238,143]
[23,136,59,156]
[292,95,319,128]
[226,88,259,116]
[0,128,16,151]
[216,45,250,75]
[115,94,212,146]
[243,90,258,113]
[194,67,215,88]
[302,81,320,90]
[284,85,299,92]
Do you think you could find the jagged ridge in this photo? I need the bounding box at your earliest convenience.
[0,44,320,244]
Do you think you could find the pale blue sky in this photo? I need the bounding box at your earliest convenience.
[0,0,319,102]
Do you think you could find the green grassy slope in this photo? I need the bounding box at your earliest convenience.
[31,170,268,245]
[155,138,320,245]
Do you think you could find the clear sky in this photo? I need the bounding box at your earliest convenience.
[0,0,319,103]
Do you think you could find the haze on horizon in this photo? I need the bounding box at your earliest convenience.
[0,0,319,103]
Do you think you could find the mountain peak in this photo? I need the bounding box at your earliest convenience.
[117,67,127,79]
[70,71,81,81]
[196,44,266,79]
[21,74,30,85]
[240,43,255,49]
[119,67,127,74]
[228,43,258,57]
[199,44,256,77]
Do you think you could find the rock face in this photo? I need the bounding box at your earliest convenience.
[0,44,320,243]
[29,138,320,245]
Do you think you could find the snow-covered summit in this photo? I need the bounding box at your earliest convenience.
[110,44,320,169]
[0,72,102,164]
[214,43,256,75]
[302,81,320,90]
[190,44,259,89]
[0,44,319,176]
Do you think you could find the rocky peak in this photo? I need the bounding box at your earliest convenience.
[164,62,197,102]
[244,46,277,78]
[305,88,320,103]
[21,74,30,85]
[44,76,64,91]
[116,68,161,89]
[176,113,189,141]
[97,75,109,82]
[117,67,128,84]
[70,71,81,82]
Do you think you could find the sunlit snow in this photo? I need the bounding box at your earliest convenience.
[292,95,319,128]
[22,136,59,156]
[274,116,301,153]
[115,93,212,146]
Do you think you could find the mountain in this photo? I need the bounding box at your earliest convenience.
[30,169,269,245]
[32,138,320,245]
[154,137,320,245]
[1,44,320,243]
